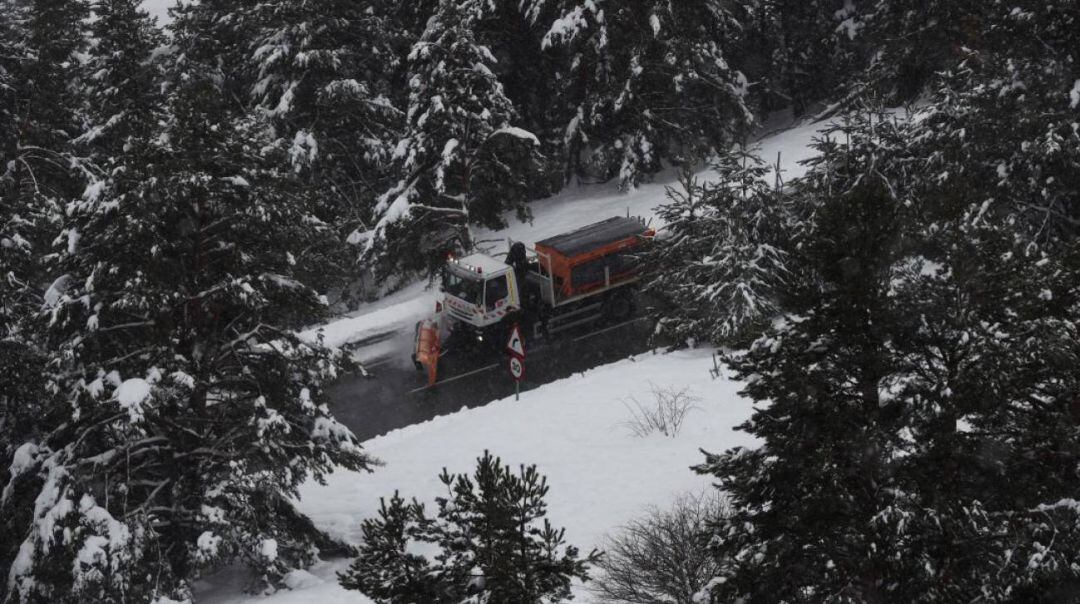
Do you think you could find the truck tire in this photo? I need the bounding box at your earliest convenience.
[604,289,635,323]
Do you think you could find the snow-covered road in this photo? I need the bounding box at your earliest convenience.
[326,316,654,441]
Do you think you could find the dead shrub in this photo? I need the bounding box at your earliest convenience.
[622,384,700,437]
[592,492,729,604]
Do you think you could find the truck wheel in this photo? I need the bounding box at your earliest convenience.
[604,290,635,322]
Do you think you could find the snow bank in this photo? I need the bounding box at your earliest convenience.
[298,281,435,350]
[201,349,755,603]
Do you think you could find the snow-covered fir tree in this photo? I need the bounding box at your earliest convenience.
[166,0,262,112]
[753,0,865,114]
[1,0,93,532]
[0,78,52,594]
[248,0,406,253]
[695,15,1080,589]
[369,0,539,276]
[340,451,596,603]
[476,1,568,199]
[865,0,986,99]
[0,0,32,337]
[0,0,90,287]
[0,0,18,152]
[695,111,915,602]
[0,5,376,601]
[78,0,165,162]
[538,0,753,188]
[5,0,89,150]
[866,2,1080,597]
[881,208,1080,600]
[648,150,792,347]
[909,0,1080,239]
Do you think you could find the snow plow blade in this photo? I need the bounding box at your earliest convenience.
[412,319,440,387]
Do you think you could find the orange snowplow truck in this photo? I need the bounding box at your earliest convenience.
[412,216,654,385]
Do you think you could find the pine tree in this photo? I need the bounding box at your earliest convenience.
[539,0,753,188]
[0,0,91,305]
[0,0,31,338]
[339,493,440,603]
[648,150,792,348]
[1,5,376,600]
[248,0,406,260]
[0,0,18,154]
[865,0,986,99]
[7,0,89,150]
[695,112,914,601]
[863,3,1080,597]
[167,0,262,112]
[1,6,93,578]
[879,215,1080,601]
[78,0,165,162]
[695,13,1080,590]
[340,451,597,603]
[754,0,866,114]
[910,0,1080,239]
[369,0,539,276]
[476,0,568,200]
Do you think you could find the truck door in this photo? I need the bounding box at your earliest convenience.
[484,274,510,312]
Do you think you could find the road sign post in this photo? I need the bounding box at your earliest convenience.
[507,324,526,400]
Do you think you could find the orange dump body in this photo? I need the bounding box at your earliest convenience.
[534,217,654,299]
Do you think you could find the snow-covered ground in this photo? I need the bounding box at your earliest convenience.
[141,0,174,24]
[298,281,433,351]
[199,349,757,603]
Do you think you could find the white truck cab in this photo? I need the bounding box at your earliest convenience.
[440,253,521,330]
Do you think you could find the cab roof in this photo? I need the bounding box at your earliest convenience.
[449,253,510,276]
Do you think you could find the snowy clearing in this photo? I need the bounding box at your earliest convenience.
[200,349,756,603]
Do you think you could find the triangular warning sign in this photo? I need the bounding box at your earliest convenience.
[506,324,525,358]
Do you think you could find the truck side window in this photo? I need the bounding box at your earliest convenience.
[485,275,509,310]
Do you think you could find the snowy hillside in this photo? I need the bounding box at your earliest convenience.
[198,118,826,602]
[199,350,756,603]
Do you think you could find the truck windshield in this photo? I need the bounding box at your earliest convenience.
[443,269,483,306]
